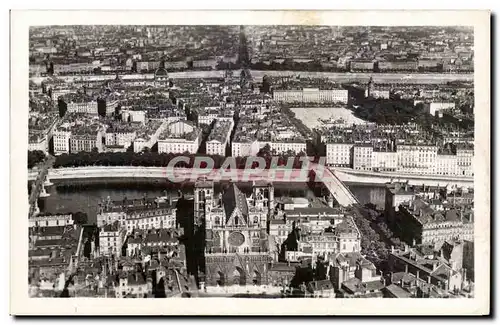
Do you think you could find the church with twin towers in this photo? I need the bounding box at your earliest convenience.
[194,179,275,288]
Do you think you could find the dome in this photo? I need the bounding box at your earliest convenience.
[155,67,168,77]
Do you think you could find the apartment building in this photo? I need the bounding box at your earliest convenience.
[330,252,383,297]
[206,120,234,156]
[396,144,437,175]
[273,88,348,104]
[456,144,474,177]
[396,198,472,245]
[105,124,138,149]
[99,221,127,257]
[435,152,458,176]
[372,149,398,172]
[388,246,463,295]
[350,60,375,71]
[69,125,104,153]
[54,62,96,75]
[157,132,202,155]
[126,228,183,257]
[29,214,74,228]
[353,144,373,171]
[113,273,150,298]
[28,134,47,152]
[53,128,72,155]
[271,140,307,156]
[66,98,98,115]
[133,120,167,153]
[273,90,303,102]
[378,61,418,72]
[105,131,137,149]
[231,140,253,157]
[426,102,456,116]
[157,121,202,154]
[326,143,353,167]
[304,222,361,260]
[122,110,146,124]
[97,198,177,234]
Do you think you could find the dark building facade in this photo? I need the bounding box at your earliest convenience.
[194,180,274,287]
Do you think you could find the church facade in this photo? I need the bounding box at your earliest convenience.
[194,179,275,287]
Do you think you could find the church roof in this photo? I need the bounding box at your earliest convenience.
[222,183,248,223]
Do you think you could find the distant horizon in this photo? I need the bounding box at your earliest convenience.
[29,25,474,30]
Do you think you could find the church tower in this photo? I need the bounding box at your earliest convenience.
[224,69,234,82]
[194,178,214,228]
[366,76,374,98]
[251,181,275,220]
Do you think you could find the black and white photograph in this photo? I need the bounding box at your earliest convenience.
[10,10,491,316]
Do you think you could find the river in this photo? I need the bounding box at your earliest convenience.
[36,178,328,223]
[30,70,473,85]
[35,178,386,223]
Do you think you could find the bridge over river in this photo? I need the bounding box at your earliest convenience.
[28,164,474,208]
[28,156,55,218]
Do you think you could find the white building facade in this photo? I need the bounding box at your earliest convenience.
[326,143,353,167]
[53,129,71,155]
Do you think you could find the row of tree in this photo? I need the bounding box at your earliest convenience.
[53,150,313,169]
[250,60,335,73]
[349,85,474,132]
[280,106,314,138]
[375,220,402,249]
[350,207,391,263]
[352,96,424,125]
